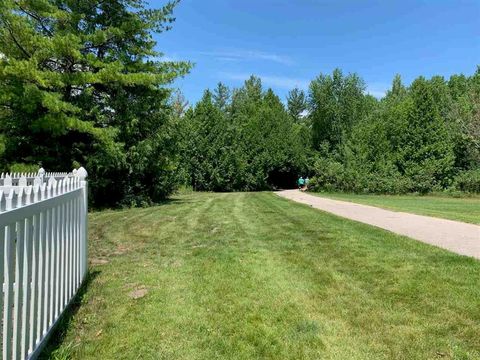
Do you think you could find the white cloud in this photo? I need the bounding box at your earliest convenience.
[200,49,293,65]
[221,72,309,89]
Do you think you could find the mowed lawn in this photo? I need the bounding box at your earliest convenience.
[309,192,480,224]
[45,192,480,359]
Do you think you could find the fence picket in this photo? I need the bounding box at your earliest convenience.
[54,204,60,321]
[0,225,4,355]
[58,201,66,311]
[13,220,25,359]
[44,208,51,335]
[21,216,33,359]
[74,197,79,290]
[37,210,46,342]
[67,199,72,300]
[29,213,40,352]
[32,212,45,350]
[3,224,14,359]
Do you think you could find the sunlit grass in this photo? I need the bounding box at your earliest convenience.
[309,192,480,224]
[44,192,480,359]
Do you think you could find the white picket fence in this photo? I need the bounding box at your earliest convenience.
[0,168,88,359]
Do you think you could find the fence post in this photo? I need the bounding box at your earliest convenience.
[38,168,45,183]
[77,167,88,281]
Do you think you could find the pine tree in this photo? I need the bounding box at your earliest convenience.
[400,77,455,192]
[0,0,191,206]
[212,82,230,112]
[287,87,307,122]
[387,74,407,99]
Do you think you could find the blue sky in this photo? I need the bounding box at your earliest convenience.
[153,0,480,104]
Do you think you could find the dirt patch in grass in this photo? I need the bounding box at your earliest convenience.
[128,286,148,300]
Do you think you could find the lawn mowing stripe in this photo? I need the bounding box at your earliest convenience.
[43,192,480,360]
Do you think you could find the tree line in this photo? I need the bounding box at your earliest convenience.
[0,1,478,208]
[307,69,480,194]
[177,68,479,196]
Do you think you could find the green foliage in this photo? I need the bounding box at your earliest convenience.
[0,134,5,158]
[8,162,40,173]
[286,87,306,122]
[212,82,230,112]
[180,90,240,191]
[308,156,345,192]
[177,68,478,195]
[309,68,368,150]
[308,69,480,195]
[449,67,480,170]
[0,0,191,206]
[179,77,307,191]
[399,77,455,192]
[453,169,480,193]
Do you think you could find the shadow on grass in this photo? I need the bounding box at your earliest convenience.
[38,270,100,359]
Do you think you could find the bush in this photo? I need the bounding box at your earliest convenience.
[8,163,40,174]
[308,157,345,192]
[308,155,414,194]
[452,169,480,193]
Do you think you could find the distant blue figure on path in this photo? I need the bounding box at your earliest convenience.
[297,176,305,190]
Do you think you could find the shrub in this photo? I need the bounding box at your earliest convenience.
[452,169,480,193]
[8,163,40,174]
[308,157,345,192]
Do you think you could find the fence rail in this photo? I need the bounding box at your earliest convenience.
[0,168,88,359]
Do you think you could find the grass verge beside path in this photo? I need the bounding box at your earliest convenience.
[309,192,480,224]
[45,192,480,359]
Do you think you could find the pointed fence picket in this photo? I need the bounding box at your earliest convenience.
[0,168,88,359]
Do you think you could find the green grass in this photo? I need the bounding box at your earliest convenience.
[45,192,480,359]
[309,192,480,224]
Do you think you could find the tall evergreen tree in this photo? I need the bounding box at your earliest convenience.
[180,90,240,191]
[286,87,307,122]
[399,77,455,191]
[0,0,191,206]
[212,82,230,112]
[386,74,407,99]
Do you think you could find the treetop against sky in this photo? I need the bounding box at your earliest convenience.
[154,0,480,103]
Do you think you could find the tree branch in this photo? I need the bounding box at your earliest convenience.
[4,20,31,58]
[15,2,54,37]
